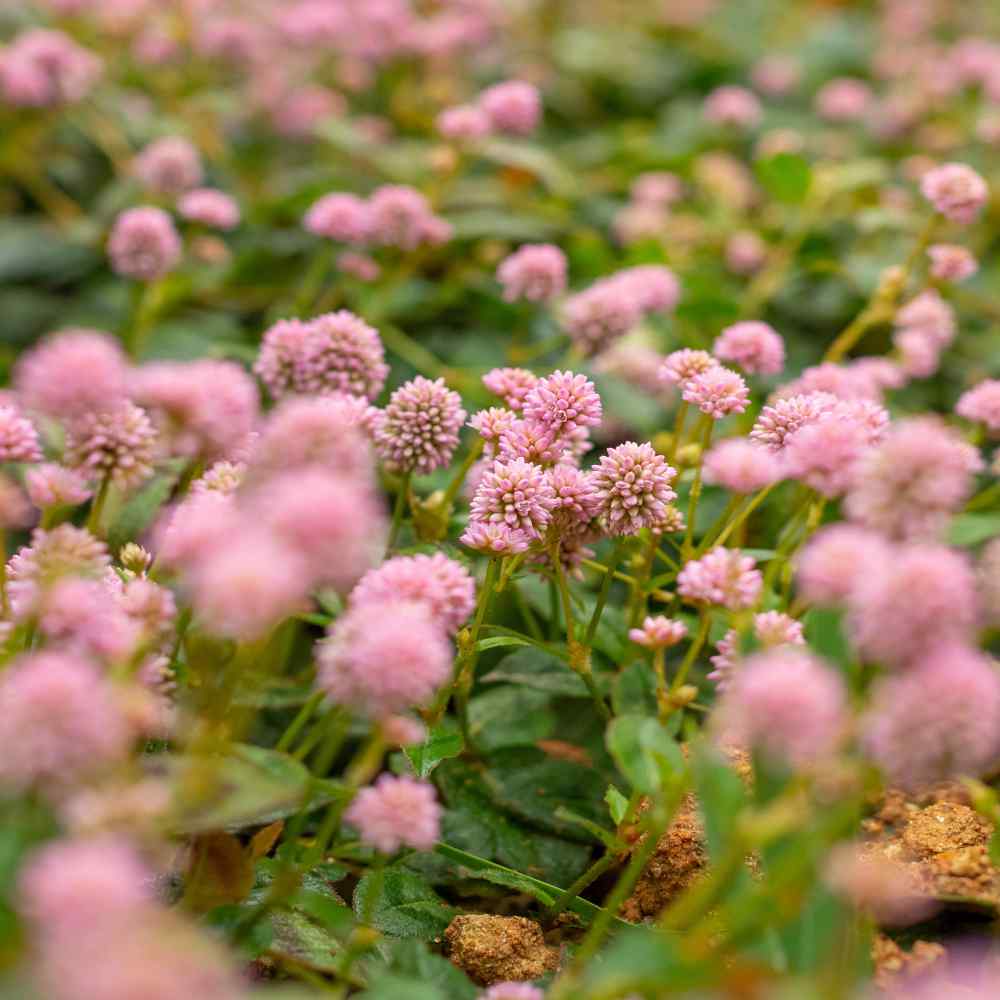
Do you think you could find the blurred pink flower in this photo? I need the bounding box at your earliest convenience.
[678,547,762,610]
[108,207,182,282]
[921,162,989,223]
[682,366,750,419]
[478,80,541,135]
[177,188,240,230]
[64,401,158,493]
[133,136,202,195]
[496,244,567,303]
[703,438,782,494]
[713,321,785,375]
[345,774,441,853]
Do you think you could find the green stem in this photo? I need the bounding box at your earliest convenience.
[385,471,412,554]
[682,417,714,557]
[584,538,627,646]
[667,401,688,466]
[276,691,326,754]
[704,485,774,553]
[291,243,335,318]
[85,476,111,536]
[670,610,711,695]
[124,279,165,360]
[440,437,484,508]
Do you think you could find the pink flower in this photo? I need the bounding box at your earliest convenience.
[481,367,538,410]
[824,844,933,926]
[631,171,684,207]
[367,185,451,250]
[371,376,466,476]
[469,408,519,453]
[703,85,762,128]
[498,417,589,467]
[956,379,1000,434]
[547,464,600,530]
[255,311,388,402]
[703,438,782,494]
[469,457,557,539]
[863,645,1000,789]
[894,327,941,379]
[15,329,128,420]
[133,137,202,195]
[795,524,891,606]
[319,599,451,715]
[0,476,32,530]
[658,349,718,389]
[0,404,42,462]
[562,279,641,356]
[153,491,236,571]
[980,537,1000,628]
[895,289,956,347]
[481,985,545,1000]
[725,230,767,275]
[776,362,879,402]
[612,265,681,314]
[337,251,380,281]
[682,366,750,419]
[496,244,567,303]
[460,521,531,556]
[712,321,785,375]
[522,370,602,440]
[345,774,441,853]
[303,193,371,244]
[629,616,687,648]
[920,162,989,223]
[39,577,139,662]
[751,56,800,96]
[437,104,492,140]
[478,80,541,135]
[108,207,182,282]
[350,553,475,635]
[815,77,872,120]
[927,243,978,282]
[782,413,872,498]
[64,401,158,493]
[677,547,762,610]
[750,392,837,451]
[592,441,677,536]
[0,29,101,107]
[177,188,240,230]
[753,610,805,647]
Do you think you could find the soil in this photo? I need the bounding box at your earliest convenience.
[444,913,560,985]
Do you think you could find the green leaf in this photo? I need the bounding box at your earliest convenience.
[475,634,534,651]
[477,138,579,196]
[369,939,477,1000]
[612,659,657,717]
[803,608,852,672]
[756,153,812,204]
[468,687,557,751]
[404,721,464,779]
[353,867,458,940]
[691,743,747,864]
[606,715,685,796]
[605,785,629,825]
[481,647,589,697]
[107,469,182,550]
[949,513,1000,547]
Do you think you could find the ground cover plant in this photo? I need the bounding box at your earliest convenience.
[0,0,1000,997]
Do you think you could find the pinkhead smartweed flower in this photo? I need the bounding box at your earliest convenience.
[469,457,557,540]
[611,265,681,314]
[108,207,182,282]
[177,188,240,230]
[319,599,451,716]
[522,370,602,441]
[659,349,718,389]
[678,547,762,611]
[629,616,687,649]
[367,185,451,250]
[371,376,466,476]
[703,438,782,494]
[844,416,982,540]
[863,644,1000,790]
[714,649,846,768]
[345,774,441,853]
[482,985,545,1000]
[815,77,872,120]
[847,544,979,668]
[751,55,800,96]
[631,171,684,207]
[776,361,881,402]
[782,413,874,498]
[847,357,906,398]
[0,404,42,462]
[255,310,388,401]
[460,520,532,556]
[0,653,131,795]
[0,29,101,107]
[153,491,236,571]
[350,553,474,636]
[38,577,139,663]
[682,366,750,419]
[469,407,518,455]
[895,289,956,348]
[712,321,785,375]
[592,441,677,536]
[894,327,941,379]
[824,844,934,927]
[562,279,641,356]
[478,80,541,135]
[131,360,259,463]
[381,715,426,747]
[927,243,978,282]
[133,136,202,195]
[0,476,32,530]
[980,538,1000,627]
[725,230,767,275]
[547,464,600,532]
[750,391,838,451]
[64,401,159,493]
[920,162,989,223]
[109,574,176,651]
[437,103,492,140]
[703,85,762,128]
[956,379,1000,434]
[15,328,129,420]
[496,244,567,303]
[795,524,891,606]
[481,367,538,410]
[498,417,590,467]
[708,612,806,690]
[303,193,371,244]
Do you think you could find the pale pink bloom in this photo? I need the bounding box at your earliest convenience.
[629,616,687,649]
[478,80,541,135]
[782,414,872,498]
[303,193,371,244]
[750,392,838,451]
[547,464,601,531]
[795,524,890,605]
[815,77,872,121]
[613,202,667,245]
[319,599,451,716]
[337,251,380,282]
[709,611,805,689]
[713,321,785,375]
[894,327,941,378]
[482,985,545,1000]
[272,85,345,137]
[725,230,767,275]
[109,575,176,651]
[64,401,158,493]
[0,476,32,530]
[367,185,451,250]
[460,521,531,555]
[847,357,906,397]
[469,457,557,540]
[751,56,800,96]
[195,17,263,65]
[895,289,956,347]
[631,171,684,207]
[776,362,880,402]
[350,553,474,635]
[678,547,762,610]
[703,438,782,494]
[39,577,139,663]
[658,349,718,389]
[469,408,518,453]
[613,266,681,315]
[682,366,750,419]
[437,103,492,140]
[522,371,602,439]
[15,329,128,420]
[863,645,1000,789]
[498,417,589,467]
[496,244,567,303]
[956,379,1000,434]
[0,29,101,107]
[133,137,202,195]
[108,207,182,282]
[153,491,236,571]
[703,85,762,128]
[693,152,755,211]
[715,649,846,767]
[920,162,989,223]
[381,715,426,747]
[481,367,537,410]
[562,279,641,356]
[592,343,672,399]
[592,441,677,536]
[177,188,240,230]
[927,243,977,282]
[346,774,441,853]
[0,404,42,462]
[824,844,934,926]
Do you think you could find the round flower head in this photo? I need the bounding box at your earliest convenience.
[15,329,128,420]
[367,185,450,250]
[481,367,537,410]
[469,457,557,539]
[255,311,388,402]
[177,188,240,231]
[547,464,600,531]
[631,171,684,207]
[0,653,130,795]
[592,441,677,536]
[753,610,805,647]
[496,244,567,303]
[847,544,979,668]
[0,29,101,107]
[351,554,474,635]
[824,843,932,927]
[659,349,718,389]
[482,985,545,1000]
[815,77,871,120]
[750,392,837,451]
[153,491,236,571]
[0,475,32,530]
[848,357,906,398]
[460,520,532,556]
[863,645,1000,790]
[303,192,371,244]
[0,404,42,462]
[522,370,602,441]
[895,289,956,350]
[64,401,158,493]
[498,417,589,467]
[612,265,681,314]
[629,616,687,649]
[714,649,846,768]
[133,136,202,195]
[920,162,989,224]
[677,547,762,610]
[795,524,891,606]
[956,379,1000,434]
[437,103,492,141]
[782,414,872,498]
[371,376,466,476]
[703,438,782,494]
[713,321,785,375]
[703,85,762,128]
[108,207,182,282]
[345,774,441,853]
[682,365,750,419]
[562,279,641,356]
[469,407,519,454]
[725,230,767,274]
[318,599,451,716]
[751,55,801,96]
[927,243,978,282]
[478,80,541,135]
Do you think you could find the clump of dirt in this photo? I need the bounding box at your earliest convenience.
[872,934,946,990]
[444,914,559,985]
[901,803,991,858]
